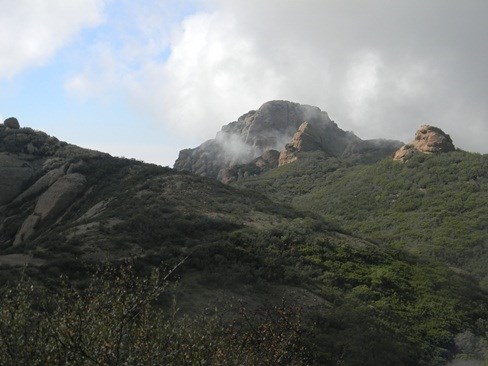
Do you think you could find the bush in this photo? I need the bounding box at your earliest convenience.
[0,263,311,365]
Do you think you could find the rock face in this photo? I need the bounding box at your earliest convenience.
[174,101,339,180]
[394,125,455,161]
[3,117,20,129]
[278,120,362,166]
[14,166,66,202]
[33,173,87,222]
[0,126,108,246]
[13,173,87,245]
[174,100,401,182]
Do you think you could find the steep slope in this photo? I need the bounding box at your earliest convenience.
[174,100,402,182]
[1,126,487,365]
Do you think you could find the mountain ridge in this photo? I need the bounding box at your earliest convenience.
[174,100,403,182]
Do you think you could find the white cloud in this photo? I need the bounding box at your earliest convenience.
[0,0,105,79]
[343,52,383,124]
[64,43,118,99]
[66,0,488,155]
[126,11,284,140]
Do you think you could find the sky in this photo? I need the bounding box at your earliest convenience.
[1,0,487,167]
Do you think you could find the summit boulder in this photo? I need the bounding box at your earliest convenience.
[394,125,455,161]
[3,117,20,129]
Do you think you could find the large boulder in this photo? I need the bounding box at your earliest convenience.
[4,117,20,129]
[394,125,455,161]
[278,120,358,165]
[33,173,87,222]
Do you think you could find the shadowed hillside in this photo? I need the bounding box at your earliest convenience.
[0,124,487,365]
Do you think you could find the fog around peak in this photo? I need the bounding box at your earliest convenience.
[152,0,488,154]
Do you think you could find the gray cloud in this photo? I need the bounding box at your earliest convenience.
[67,0,488,155]
[203,0,488,152]
[0,0,104,79]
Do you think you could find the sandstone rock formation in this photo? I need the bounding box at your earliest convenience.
[0,126,108,246]
[393,125,455,161]
[33,173,87,222]
[14,173,87,245]
[14,166,66,202]
[175,100,406,181]
[4,117,20,129]
[278,120,363,166]
[174,101,339,180]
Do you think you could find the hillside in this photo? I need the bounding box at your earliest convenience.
[0,124,487,365]
[236,137,488,289]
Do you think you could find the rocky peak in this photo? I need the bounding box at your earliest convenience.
[393,125,455,161]
[174,100,337,180]
[219,100,330,152]
[0,126,110,246]
[174,100,405,182]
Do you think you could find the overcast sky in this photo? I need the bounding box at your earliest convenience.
[1,0,487,166]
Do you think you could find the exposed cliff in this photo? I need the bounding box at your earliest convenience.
[174,100,401,181]
[174,101,340,179]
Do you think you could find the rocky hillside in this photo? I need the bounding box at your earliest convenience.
[174,100,402,182]
[1,121,487,365]
[0,126,107,251]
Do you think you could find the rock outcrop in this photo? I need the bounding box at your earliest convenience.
[14,166,66,202]
[174,100,389,180]
[278,120,362,166]
[0,126,107,246]
[3,117,20,129]
[174,101,340,180]
[394,125,455,161]
[33,173,87,222]
[13,173,87,245]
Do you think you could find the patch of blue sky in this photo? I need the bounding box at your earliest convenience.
[1,0,209,164]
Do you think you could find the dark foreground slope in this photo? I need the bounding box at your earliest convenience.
[0,127,487,365]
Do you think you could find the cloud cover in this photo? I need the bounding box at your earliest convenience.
[0,0,104,79]
[132,0,488,152]
[29,0,488,157]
